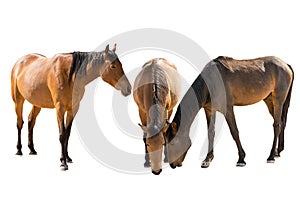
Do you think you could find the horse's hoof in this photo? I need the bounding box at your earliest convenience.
[144,162,151,168]
[29,151,37,155]
[201,161,210,168]
[66,157,73,163]
[274,149,280,157]
[16,151,23,156]
[60,164,68,171]
[267,159,275,163]
[163,158,168,163]
[236,162,246,167]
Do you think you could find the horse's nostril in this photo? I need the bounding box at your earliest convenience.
[127,86,132,94]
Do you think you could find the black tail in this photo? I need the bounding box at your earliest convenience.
[277,64,293,154]
[282,64,294,119]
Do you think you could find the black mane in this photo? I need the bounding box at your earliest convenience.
[172,74,209,136]
[145,60,169,136]
[68,51,103,83]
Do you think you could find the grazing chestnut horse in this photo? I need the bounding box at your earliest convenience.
[165,56,293,169]
[11,44,132,170]
[133,58,180,175]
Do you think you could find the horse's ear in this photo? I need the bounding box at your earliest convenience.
[112,43,117,52]
[138,123,147,132]
[105,44,109,54]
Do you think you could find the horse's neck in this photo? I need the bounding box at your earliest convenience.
[174,75,208,137]
[80,62,107,86]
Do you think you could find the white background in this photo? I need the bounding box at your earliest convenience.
[0,0,299,199]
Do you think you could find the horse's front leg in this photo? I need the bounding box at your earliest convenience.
[143,133,150,167]
[225,107,246,167]
[65,109,77,163]
[201,109,216,168]
[56,104,68,170]
[138,109,150,167]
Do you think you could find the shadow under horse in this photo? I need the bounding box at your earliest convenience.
[11,44,131,170]
[165,56,294,169]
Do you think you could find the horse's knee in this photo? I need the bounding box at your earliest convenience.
[17,119,24,130]
[273,122,282,134]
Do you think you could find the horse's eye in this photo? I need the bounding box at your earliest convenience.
[111,65,116,69]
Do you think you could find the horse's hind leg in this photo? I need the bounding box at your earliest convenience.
[225,107,246,167]
[138,109,150,167]
[267,99,284,163]
[264,94,274,118]
[277,111,287,157]
[163,109,174,163]
[201,108,216,168]
[264,95,281,157]
[14,98,25,155]
[28,106,41,155]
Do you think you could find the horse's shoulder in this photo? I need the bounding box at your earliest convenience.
[48,54,72,82]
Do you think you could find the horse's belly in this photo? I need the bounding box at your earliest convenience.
[26,93,55,108]
[231,84,273,106]
[18,83,55,108]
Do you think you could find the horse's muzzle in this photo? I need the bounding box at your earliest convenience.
[121,85,132,96]
[152,169,162,175]
[170,162,182,169]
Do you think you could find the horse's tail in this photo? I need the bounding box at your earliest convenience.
[281,64,294,123]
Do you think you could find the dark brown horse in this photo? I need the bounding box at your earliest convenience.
[165,56,293,169]
[11,44,132,170]
[133,58,180,175]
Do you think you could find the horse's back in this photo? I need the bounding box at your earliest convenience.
[134,58,180,98]
[134,58,181,111]
[12,53,46,76]
[203,56,293,107]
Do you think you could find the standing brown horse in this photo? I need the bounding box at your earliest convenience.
[133,58,180,175]
[165,56,293,169]
[11,44,132,170]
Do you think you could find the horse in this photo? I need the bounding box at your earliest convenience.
[133,58,181,175]
[165,56,294,169]
[11,44,132,170]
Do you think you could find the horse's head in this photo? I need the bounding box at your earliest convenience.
[139,122,169,175]
[101,44,131,96]
[165,121,191,169]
